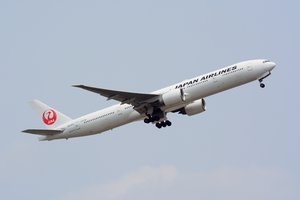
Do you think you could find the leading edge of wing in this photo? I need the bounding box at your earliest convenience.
[73,85,159,105]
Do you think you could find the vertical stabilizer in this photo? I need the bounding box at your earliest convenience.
[30,100,72,129]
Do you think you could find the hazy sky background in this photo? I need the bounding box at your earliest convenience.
[1,0,299,199]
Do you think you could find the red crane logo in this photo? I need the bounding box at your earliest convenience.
[42,109,57,125]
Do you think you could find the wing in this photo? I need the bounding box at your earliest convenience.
[73,85,160,112]
[22,129,63,136]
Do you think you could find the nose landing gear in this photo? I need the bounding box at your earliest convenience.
[258,72,271,88]
[259,81,265,88]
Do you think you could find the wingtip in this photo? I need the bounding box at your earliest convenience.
[72,84,84,88]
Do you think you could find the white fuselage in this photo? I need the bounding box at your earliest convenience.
[41,59,275,141]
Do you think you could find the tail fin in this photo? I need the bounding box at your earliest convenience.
[30,100,72,129]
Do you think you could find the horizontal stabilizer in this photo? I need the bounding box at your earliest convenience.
[22,129,63,136]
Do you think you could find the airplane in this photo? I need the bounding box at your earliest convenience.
[22,59,276,141]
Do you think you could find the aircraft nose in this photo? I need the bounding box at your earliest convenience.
[269,61,276,71]
[265,61,276,72]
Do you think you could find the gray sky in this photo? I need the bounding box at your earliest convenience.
[1,0,299,199]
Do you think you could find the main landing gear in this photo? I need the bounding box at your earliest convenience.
[155,120,172,129]
[144,114,172,129]
[143,115,160,124]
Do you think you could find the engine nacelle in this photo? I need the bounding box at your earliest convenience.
[160,89,185,107]
[179,99,206,116]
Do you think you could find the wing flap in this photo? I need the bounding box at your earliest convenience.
[22,129,63,136]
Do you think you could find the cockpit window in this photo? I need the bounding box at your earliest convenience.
[263,60,270,63]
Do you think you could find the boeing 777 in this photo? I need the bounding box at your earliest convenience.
[23,59,276,141]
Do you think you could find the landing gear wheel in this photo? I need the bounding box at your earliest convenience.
[156,123,162,129]
[260,83,265,88]
[166,120,172,126]
[144,118,150,124]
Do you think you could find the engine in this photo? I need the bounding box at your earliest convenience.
[160,88,185,107]
[177,99,206,116]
